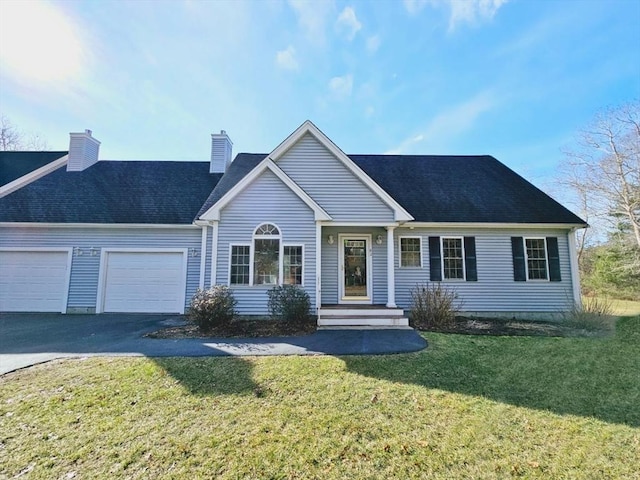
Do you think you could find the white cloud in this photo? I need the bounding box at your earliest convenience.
[275,45,299,71]
[403,0,429,16]
[0,0,87,88]
[386,91,497,154]
[328,74,353,98]
[366,35,381,53]
[288,0,334,45]
[336,6,362,41]
[403,0,508,30]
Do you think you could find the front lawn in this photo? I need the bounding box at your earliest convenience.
[1,317,638,479]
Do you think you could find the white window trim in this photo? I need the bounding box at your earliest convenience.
[283,244,305,286]
[252,223,282,286]
[441,236,466,281]
[398,236,423,268]
[228,243,251,286]
[523,237,550,282]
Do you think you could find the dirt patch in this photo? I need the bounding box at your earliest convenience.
[416,316,597,337]
[146,315,606,339]
[146,317,317,339]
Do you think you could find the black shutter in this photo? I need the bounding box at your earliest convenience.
[511,237,526,281]
[464,237,477,281]
[428,236,442,281]
[546,237,561,282]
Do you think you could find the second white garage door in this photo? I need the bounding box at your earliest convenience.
[100,250,187,313]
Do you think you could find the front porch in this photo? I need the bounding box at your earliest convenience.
[317,305,409,329]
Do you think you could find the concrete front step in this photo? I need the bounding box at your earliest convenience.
[318,307,405,317]
[318,317,409,327]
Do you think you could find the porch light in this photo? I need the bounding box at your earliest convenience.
[327,234,334,245]
[376,234,383,245]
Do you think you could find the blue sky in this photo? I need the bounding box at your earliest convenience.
[1,0,638,190]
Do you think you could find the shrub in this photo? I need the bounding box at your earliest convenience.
[189,285,237,332]
[410,282,462,329]
[563,296,616,332]
[267,285,311,323]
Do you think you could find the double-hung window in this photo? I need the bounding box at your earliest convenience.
[511,236,561,282]
[441,237,465,280]
[525,238,548,280]
[283,245,303,285]
[230,245,250,285]
[399,237,422,267]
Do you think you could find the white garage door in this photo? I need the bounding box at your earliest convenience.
[0,250,71,312]
[101,251,186,313]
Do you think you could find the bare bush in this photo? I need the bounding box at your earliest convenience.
[410,283,462,329]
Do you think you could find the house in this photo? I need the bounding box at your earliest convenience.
[0,121,586,326]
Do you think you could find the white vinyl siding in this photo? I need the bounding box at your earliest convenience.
[0,249,71,312]
[216,169,316,315]
[394,228,575,313]
[276,133,395,222]
[0,226,201,312]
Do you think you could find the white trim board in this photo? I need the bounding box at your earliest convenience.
[0,154,69,198]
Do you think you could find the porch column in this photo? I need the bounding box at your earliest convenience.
[315,221,322,315]
[386,226,396,308]
[210,221,218,287]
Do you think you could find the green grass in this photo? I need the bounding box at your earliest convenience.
[2,318,639,479]
[610,298,640,316]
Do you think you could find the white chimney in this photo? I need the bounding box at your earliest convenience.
[210,130,233,173]
[67,129,101,171]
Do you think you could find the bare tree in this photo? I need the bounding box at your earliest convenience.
[0,115,50,151]
[561,101,640,248]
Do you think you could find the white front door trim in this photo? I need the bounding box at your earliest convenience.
[338,234,373,304]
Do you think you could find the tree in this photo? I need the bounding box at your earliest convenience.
[561,101,640,248]
[0,115,50,151]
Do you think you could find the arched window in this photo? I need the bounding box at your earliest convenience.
[253,223,281,285]
[229,223,303,286]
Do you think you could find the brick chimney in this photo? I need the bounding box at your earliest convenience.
[67,129,101,171]
[210,130,233,173]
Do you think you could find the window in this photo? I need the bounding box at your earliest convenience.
[253,224,280,285]
[283,246,303,285]
[400,237,421,267]
[442,237,465,280]
[525,238,548,280]
[512,236,560,282]
[429,236,477,282]
[230,245,251,285]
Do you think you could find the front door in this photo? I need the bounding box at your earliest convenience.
[339,235,372,304]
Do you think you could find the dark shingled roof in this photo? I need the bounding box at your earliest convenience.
[197,153,585,225]
[0,151,68,185]
[0,161,222,224]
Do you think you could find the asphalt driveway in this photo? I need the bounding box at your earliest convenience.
[0,313,427,375]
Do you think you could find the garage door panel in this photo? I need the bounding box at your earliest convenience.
[102,251,186,313]
[0,251,70,312]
